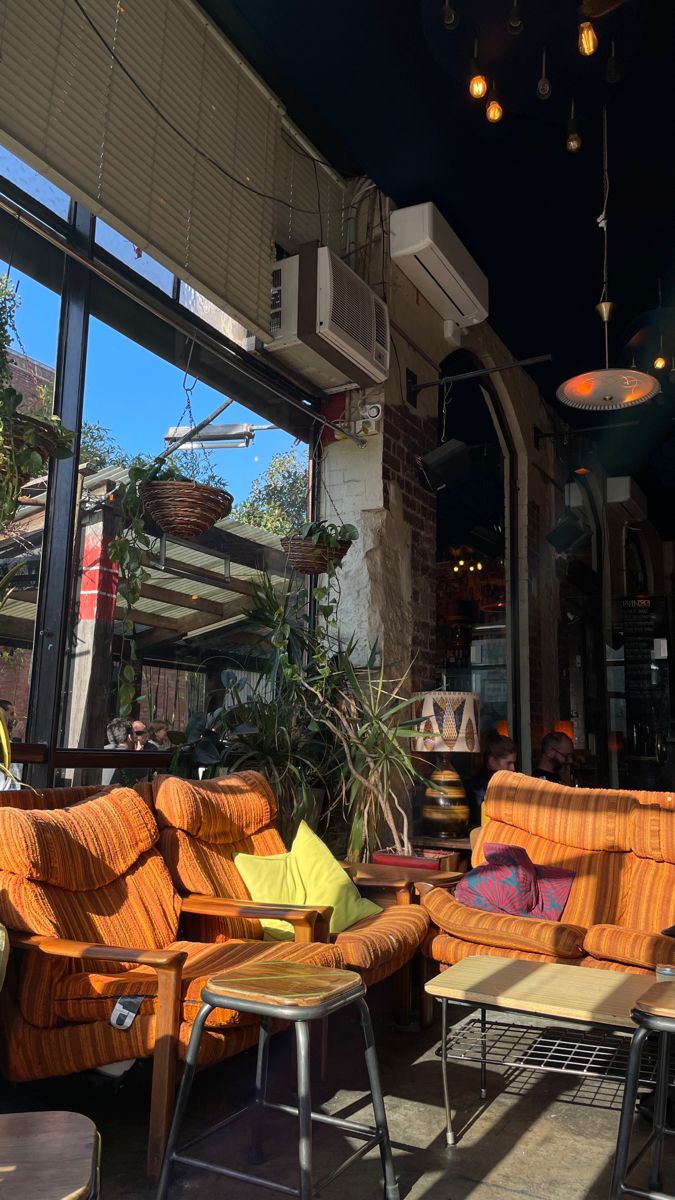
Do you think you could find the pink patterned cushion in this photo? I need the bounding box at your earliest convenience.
[455,843,574,921]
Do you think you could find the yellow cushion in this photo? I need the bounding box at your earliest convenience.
[235,821,381,940]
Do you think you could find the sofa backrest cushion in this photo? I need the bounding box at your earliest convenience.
[154,771,285,899]
[0,788,180,947]
[621,858,675,933]
[154,771,278,841]
[484,771,634,852]
[0,785,108,811]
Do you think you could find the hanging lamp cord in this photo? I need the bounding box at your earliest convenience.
[597,106,610,368]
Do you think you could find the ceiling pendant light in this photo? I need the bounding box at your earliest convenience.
[441,1,460,30]
[578,20,598,56]
[537,47,552,99]
[468,39,488,99]
[507,0,524,35]
[566,100,582,152]
[485,86,503,123]
[557,109,659,412]
[669,356,675,386]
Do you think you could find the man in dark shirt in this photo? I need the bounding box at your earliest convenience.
[533,731,574,784]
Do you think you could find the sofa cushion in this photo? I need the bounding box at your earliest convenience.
[469,819,628,928]
[483,771,634,852]
[0,788,158,890]
[235,821,381,938]
[53,937,344,1026]
[424,930,578,967]
[154,771,278,842]
[631,805,675,864]
[333,905,429,970]
[620,858,675,933]
[455,843,574,921]
[423,887,585,958]
[584,924,675,972]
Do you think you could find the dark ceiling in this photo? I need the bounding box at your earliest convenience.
[201,0,675,533]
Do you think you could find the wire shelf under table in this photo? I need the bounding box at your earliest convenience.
[437,1017,668,1087]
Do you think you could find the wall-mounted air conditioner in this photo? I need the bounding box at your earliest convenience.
[265,244,390,392]
[390,201,488,329]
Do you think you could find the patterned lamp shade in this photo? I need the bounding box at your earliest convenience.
[415,691,480,753]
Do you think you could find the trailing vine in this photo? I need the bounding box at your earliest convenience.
[109,460,190,715]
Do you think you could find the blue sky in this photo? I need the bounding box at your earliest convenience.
[3,265,298,504]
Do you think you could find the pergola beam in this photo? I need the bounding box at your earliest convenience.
[135,594,253,651]
[141,553,256,596]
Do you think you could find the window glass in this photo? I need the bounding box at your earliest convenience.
[57,311,302,787]
[179,282,249,347]
[0,144,70,218]
[95,219,175,294]
[0,265,62,751]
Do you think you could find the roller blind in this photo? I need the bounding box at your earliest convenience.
[274,128,347,258]
[0,0,281,337]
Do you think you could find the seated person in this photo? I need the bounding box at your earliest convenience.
[466,730,517,827]
[533,731,574,784]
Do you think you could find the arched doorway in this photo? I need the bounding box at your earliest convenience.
[433,349,520,750]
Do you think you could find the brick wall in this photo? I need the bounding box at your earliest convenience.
[382,399,438,691]
[10,354,54,414]
[0,648,32,739]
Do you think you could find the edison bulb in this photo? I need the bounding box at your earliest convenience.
[654,355,667,371]
[486,97,503,123]
[469,73,488,99]
[566,129,582,153]
[469,565,475,572]
[459,559,465,566]
[578,21,598,56]
[453,565,459,573]
[477,562,483,570]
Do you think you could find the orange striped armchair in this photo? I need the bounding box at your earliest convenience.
[154,770,430,1023]
[421,771,675,1022]
[0,786,342,1176]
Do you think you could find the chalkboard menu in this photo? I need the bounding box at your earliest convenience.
[619,596,669,757]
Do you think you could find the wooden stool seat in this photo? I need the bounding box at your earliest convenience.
[206,961,362,1008]
[0,1110,100,1199]
[630,980,675,1019]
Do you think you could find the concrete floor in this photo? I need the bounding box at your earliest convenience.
[0,984,667,1200]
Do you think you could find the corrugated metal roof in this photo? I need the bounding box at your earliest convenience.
[2,474,292,644]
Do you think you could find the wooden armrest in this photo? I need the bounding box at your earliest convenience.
[9,931,188,970]
[180,894,333,944]
[415,879,459,899]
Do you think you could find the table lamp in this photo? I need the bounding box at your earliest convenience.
[415,691,480,838]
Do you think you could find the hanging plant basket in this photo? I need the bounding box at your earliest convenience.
[140,479,233,539]
[12,413,75,483]
[281,535,353,575]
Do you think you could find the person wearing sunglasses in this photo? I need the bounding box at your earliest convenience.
[533,731,575,785]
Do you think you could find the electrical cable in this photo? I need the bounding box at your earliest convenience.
[71,0,366,219]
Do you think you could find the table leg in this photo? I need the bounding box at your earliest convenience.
[440,999,456,1147]
[608,1024,649,1200]
[648,1030,669,1192]
[295,1020,313,1200]
[249,1016,270,1167]
[480,1007,487,1101]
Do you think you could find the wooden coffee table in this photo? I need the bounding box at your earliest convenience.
[425,956,655,1145]
[344,862,462,907]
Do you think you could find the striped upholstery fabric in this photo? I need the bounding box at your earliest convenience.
[54,937,343,1026]
[423,887,584,957]
[584,924,675,972]
[482,771,634,852]
[333,906,429,971]
[0,785,107,810]
[424,931,576,967]
[156,771,284,941]
[0,786,344,1085]
[579,957,652,976]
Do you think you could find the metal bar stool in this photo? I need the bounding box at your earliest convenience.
[609,980,675,1200]
[156,961,400,1200]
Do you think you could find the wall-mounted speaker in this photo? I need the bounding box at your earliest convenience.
[417,439,469,492]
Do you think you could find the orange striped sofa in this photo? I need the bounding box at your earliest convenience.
[421,771,675,1009]
[154,771,430,1024]
[0,785,343,1176]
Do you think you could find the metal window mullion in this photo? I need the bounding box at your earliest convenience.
[25,201,94,784]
